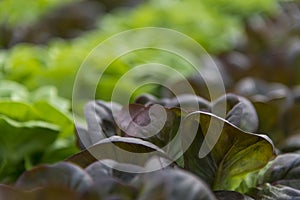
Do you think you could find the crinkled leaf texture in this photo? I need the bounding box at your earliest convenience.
[182,111,275,191]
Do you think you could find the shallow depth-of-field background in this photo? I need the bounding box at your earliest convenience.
[0,0,300,199]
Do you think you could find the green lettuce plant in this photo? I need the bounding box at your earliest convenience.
[0,80,77,183]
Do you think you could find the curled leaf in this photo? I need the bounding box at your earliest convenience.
[78,100,121,148]
[212,93,258,132]
[67,136,170,171]
[182,111,275,190]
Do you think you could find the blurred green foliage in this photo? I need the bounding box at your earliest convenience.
[0,0,76,27]
[101,0,277,52]
[0,0,278,101]
[0,80,77,183]
[0,0,280,183]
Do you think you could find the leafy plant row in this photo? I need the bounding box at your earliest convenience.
[0,1,299,200]
[0,0,278,100]
[1,87,300,199]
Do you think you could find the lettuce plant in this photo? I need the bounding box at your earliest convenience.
[1,91,299,199]
[71,93,275,195]
[0,80,77,183]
